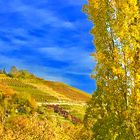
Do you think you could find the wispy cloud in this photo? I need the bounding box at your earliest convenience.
[9,1,75,29]
[38,46,94,75]
[39,46,92,62]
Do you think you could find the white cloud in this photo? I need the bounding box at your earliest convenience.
[38,46,94,75]
[9,1,75,29]
[39,46,90,61]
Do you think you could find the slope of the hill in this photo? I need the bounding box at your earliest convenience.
[0,70,91,121]
[43,81,91,102]
[0,73,91,103]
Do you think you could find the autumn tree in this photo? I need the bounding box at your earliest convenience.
[9,66,19,77]
[0,83,15,132]
[83,0,140,139]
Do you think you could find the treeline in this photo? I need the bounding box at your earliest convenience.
[0,66,35,79]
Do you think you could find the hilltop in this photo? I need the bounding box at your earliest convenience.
[0,67,90,102]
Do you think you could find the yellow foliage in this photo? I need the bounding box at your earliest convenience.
[84,0,140,139]
[0,83,15,97]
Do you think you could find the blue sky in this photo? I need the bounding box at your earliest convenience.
[0,0,96,94]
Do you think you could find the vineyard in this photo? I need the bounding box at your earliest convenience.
[0,78,59,102]
[0,73,90,122]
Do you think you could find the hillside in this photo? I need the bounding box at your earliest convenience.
[0,68,91,122]
[43,81,91,102]
[0,74,90,103]
[0,68,92,139]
